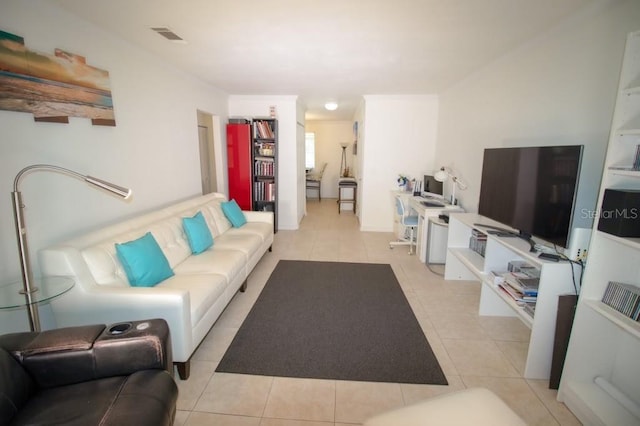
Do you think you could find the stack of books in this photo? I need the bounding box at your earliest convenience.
[494,261,541,316]
[469,228,487,257]
[253,181,275,201]
[499,271,539,302]
[507,260,540,277]
[254,158,274,177]
[253,121,275,139]
[602,281,640,321]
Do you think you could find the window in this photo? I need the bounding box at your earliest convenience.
[305,132,315,169]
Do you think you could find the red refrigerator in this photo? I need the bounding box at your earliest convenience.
[226,122,252,210]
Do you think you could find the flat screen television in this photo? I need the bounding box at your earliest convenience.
[478,145,583,248]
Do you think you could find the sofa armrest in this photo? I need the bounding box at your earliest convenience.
[50,283,193,362]
[243,210,274,225]
[0,319,172,388]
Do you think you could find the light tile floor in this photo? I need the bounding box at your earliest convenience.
[174,199,581,426]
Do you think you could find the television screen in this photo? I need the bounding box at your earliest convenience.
[423,175,443,197]
[478,145,583,248]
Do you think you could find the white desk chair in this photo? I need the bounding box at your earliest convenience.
[389,195,419,254]
[306,163,327,201]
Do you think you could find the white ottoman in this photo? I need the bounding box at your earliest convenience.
[363,388,526,426]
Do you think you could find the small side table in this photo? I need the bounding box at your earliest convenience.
[0,276,74,331]
[338,178,357,213]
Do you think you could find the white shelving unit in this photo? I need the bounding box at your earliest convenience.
[558,30,640,426]
[444,213,580,379]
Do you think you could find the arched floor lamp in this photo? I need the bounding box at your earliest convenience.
[12,164,132,331]
[340,142,350,177]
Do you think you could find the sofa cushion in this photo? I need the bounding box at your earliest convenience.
[82,245,129,286]
[225,222,273,243]
[173,248,246,282]
[182,211,213,254]
[0,348,35,422]
[197,206,222,238]
[206,202,232,235]
[213,233,263,260]
[147,218,192,268]
[157,273,226,325]
[11,371,176,426]
[115,233,174,287]
[221,200,247,228]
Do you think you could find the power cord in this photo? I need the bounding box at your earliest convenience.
[553,244,584,295]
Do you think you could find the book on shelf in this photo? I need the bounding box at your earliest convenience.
[488,270,507,285]
[471,228,487,238]
[498,283,536,305]
[503,271,539,296]
[469,229,487,257]
[602,281,640,321]
[253,181,276,202]
[254,159,274,177]
[523,303,536,317]
[507,260,540,278]
[253,120,274,139]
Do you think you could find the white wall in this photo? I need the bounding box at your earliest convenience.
[436,0,640,235]
[296,102,307,223]
[0,1,229,332]
[353,100,366,218]
[228,95,299,230]
[305,121,355,199]
[360,95,439,231]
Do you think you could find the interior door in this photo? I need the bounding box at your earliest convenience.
[198,125,212,194]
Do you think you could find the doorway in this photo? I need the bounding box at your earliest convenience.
[197,111,219,195]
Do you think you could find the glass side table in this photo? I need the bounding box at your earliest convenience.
[0,276,74,331]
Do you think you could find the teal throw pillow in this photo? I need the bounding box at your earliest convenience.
[221,199,247,228]
[182,211,214,254]
[115,232,174,287]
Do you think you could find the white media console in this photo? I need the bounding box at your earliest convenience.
[444,213,580,379]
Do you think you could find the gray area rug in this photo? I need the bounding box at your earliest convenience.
[216,260,448,385]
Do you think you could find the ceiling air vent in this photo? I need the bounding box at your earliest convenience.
[151,27,185,42]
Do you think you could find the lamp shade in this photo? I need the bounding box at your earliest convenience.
[86,176,132,199]
[434,168,449,182]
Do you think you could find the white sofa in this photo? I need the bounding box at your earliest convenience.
[39,193,274,379]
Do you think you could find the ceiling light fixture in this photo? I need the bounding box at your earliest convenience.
[324,101,338,111]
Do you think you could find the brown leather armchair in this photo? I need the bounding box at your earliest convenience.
[0,319,177,425]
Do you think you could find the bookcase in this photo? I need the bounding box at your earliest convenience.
[226,118,278,231]
[444,213,579,380]
[251,118,278,231]
[557,30,640,425]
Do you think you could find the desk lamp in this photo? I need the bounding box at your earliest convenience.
[434,167,467,205]
[12,164,132,331]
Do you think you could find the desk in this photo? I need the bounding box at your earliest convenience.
[406,194,463,263]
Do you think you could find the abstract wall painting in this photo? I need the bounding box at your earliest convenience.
[0,30,115,126]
